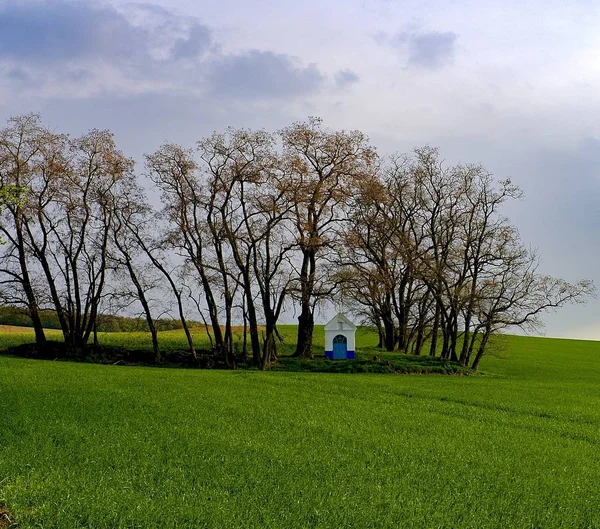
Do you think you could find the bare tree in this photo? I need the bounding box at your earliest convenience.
[0,114,66,344]
[29,130,131,348]
[146,144,223,362]
[109,176,163,363]
[280,117,377,359]
[198,128,294,368]
[469,234,594,369]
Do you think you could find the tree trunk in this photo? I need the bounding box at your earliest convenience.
[471,326,491,371]
[176,294,196,361]
[197,270,224,353]
[295,308,314,359]
[376,321,383,349]
[382,313,395,352]
[294,249,316,359]
[449,326,459,362]
[126,260,160,363]
[396,275,410,351]
[16,223,46,344]
[464,329,479,366]
[93,319,98,347]
[460,315,471,365]
[261,317,278,370]
[429,303,440,357]
[413,324,424,356]
[243,281,262,367]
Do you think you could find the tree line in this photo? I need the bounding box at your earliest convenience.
[0,305,189,332]
[0,114,593,369]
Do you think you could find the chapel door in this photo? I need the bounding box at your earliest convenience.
[332,335,348,359]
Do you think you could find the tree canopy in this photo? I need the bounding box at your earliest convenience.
[0,114,593,369]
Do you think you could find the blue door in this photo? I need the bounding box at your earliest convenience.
[332,335,347,359]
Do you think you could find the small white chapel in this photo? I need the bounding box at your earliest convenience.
[324,313,356,360]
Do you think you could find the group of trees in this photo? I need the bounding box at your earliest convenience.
[340,148,593,369]
[0,114,593,370]
[0,305,188,332]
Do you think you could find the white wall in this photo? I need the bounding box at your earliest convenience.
[325,329,356,351]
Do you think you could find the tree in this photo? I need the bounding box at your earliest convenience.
[337,146,595,368]
[468,232,594,370]
[198,130,272,367]
[28,129,132,348]
[280,117,377,359]
[118,186,199,363]
[0,114,63,345]
[338,172,399,351]
[109,175,163,363]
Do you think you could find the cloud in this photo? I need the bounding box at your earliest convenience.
[208,50,325,99]
[335,69,359,87]
[172,23,212,59]
[0,0,120,62]
[0,0,330,101]
[0,0,212,64]
[578,136,600,156]
[0,0,212,91]
[6,67,32,82]
[404,31,458,68]
[378,28,458,69]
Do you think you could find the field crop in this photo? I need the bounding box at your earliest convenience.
[1,328,600,528]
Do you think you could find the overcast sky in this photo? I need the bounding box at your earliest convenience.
[1,0,599,338]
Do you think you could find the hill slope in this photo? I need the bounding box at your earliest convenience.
[1,333,600,528]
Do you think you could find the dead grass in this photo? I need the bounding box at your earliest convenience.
[190,325,265,333]
[0,325,36,333]
[0,503,15,528]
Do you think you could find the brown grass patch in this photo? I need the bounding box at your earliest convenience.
[0,324,36,333]
[229,325,265,332]
[189,325,265,333]
[0,503,15,528]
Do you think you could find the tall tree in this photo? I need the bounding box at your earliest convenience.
[280,117,377,359]
[0,114,64,345]
[198,130,269,367]
[146,144,222,361]
[468,232,594,370]
[198,128,294,368]
[33,129,132,348]
[109,176,162,363]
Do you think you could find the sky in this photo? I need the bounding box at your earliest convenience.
[1,0,599,338]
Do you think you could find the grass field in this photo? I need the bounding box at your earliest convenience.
[1,326,600,528]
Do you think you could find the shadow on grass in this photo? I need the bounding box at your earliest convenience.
[274,353,471,375]
[1,341,473,375]
[2,341,212,368]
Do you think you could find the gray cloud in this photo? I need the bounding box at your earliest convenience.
[404,31,457,68]
[0,0,120,62]
[172,23,212,59]
[0,1,330,101]
[6,67,32,82]
[379,29,458,69]
[0,0,212,66]
[335,69,360,87]
[578,136,600,156]
[208,51,325,99]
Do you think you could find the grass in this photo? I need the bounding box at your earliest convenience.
[1,327,600,527]
[0,324,470,374]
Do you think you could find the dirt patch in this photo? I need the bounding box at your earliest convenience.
[0,503,16,529]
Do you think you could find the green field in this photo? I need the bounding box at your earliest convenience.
[1,326,600,528]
